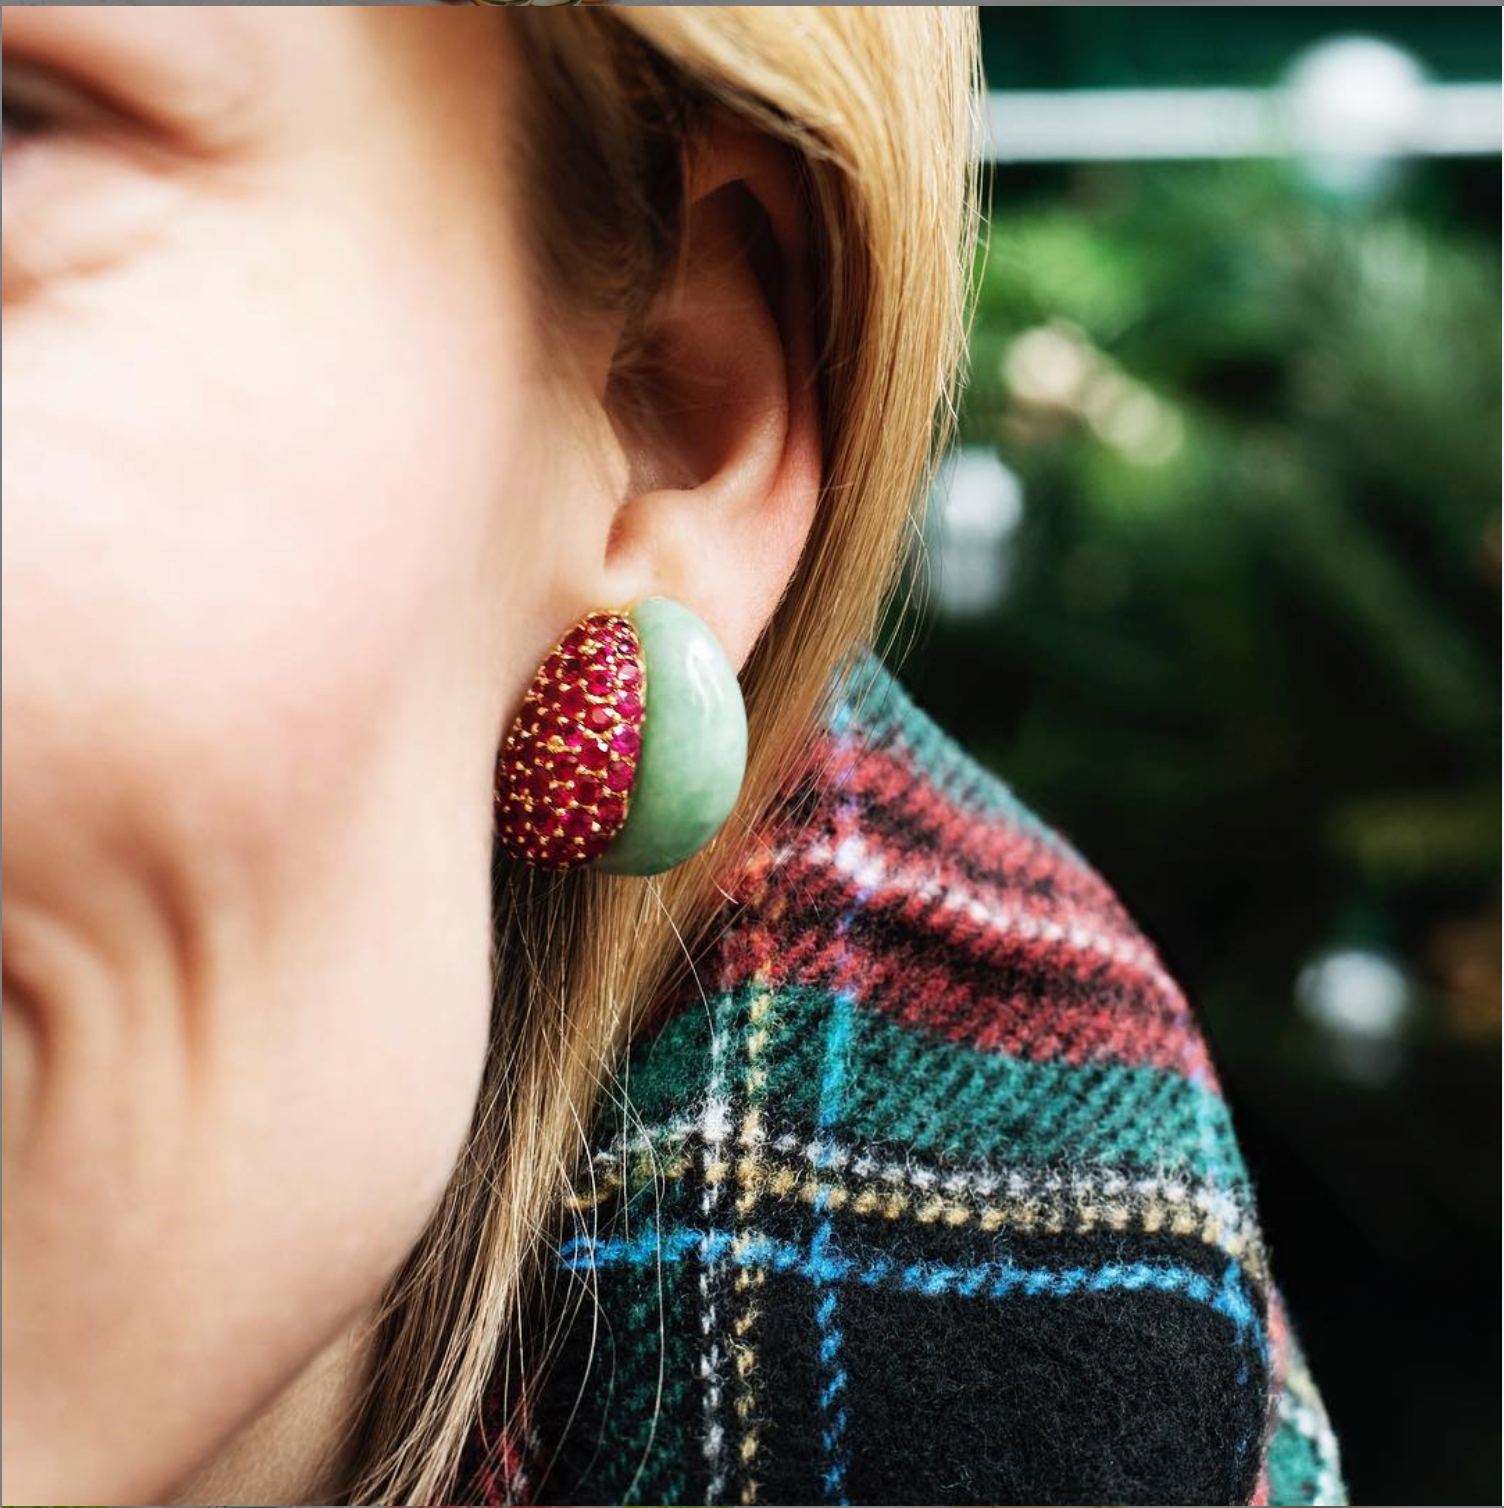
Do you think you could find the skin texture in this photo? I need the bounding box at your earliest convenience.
[0,8,821,1505]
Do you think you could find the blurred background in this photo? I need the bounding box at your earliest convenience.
[880,8,1501,1503]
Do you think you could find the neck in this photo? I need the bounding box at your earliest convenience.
[166,1321,374,1507]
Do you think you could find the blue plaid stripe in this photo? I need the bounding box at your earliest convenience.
[558,1225,1267,1364]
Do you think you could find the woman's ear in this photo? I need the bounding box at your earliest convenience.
[584,111,824,673]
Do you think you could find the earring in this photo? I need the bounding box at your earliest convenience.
[493,597,747,875]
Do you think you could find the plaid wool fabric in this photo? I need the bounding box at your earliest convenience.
[456,645,1346,1508]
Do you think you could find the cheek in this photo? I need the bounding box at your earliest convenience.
[4,227,519,844]
[1,154,541,1497]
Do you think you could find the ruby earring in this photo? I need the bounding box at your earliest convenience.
[492,597,748,875]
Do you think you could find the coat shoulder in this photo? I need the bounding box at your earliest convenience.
[491,645,1346,1507]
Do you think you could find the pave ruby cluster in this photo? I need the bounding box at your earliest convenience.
[493,612,646,871]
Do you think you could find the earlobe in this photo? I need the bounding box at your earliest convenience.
[590,118,823,676]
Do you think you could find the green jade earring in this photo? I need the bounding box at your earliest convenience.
[492,597,747,875]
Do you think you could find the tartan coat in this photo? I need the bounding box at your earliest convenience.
[454,643,1346,1508]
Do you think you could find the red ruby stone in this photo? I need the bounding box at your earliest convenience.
[563,809,596,840]
[496,611,645,869]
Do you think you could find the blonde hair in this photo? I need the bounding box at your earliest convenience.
[344,8,982,1502]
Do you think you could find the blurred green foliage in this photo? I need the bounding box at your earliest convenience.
[977,5,1498,90]
[886,154,1499,1502]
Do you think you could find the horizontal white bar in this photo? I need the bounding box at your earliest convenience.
[981,84,1501,161]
